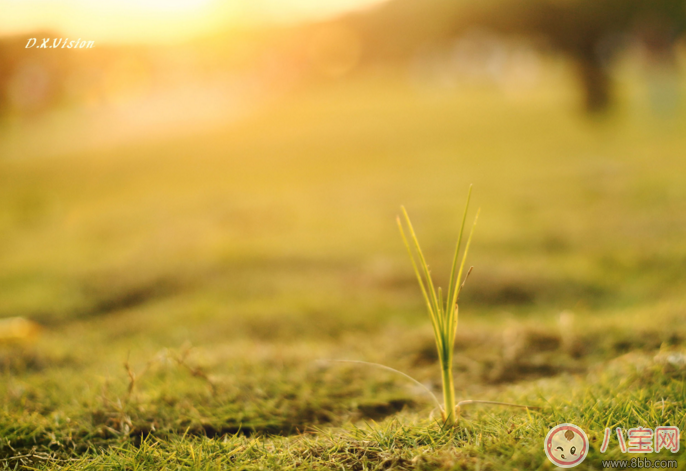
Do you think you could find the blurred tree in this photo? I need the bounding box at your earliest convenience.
[345,0,686,112]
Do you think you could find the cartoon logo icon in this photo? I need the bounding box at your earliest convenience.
[544,423,589,468]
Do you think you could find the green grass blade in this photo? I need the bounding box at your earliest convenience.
[397,217,432,314]
[456,208,480,302]
[438,287,444,320]
[446,185,472,312]
[400,206,443,330]
[448,209,480,349]
[397,217,444,350]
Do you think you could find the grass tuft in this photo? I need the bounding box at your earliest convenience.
[397,186,479,426]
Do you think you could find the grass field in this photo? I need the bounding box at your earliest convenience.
[1,69,685,469]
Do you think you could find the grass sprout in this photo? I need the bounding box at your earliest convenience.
[397,186,479,426]
[323,187,538,427]
[396,187,541,425]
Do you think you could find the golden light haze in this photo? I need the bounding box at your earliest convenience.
[0,0,388,44]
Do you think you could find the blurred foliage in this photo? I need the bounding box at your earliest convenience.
[3,0,686,118]
[344,0,686,111]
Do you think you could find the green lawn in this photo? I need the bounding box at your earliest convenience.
[1,70,685,469]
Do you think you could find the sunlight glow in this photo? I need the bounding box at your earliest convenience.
[115,0,214,13]
[0,0,388,44]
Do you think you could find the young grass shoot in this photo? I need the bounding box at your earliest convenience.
[397,186,479,426]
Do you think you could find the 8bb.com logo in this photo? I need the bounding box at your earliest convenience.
[545,423,680,468]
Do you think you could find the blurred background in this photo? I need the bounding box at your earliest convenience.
[1,0,686,400]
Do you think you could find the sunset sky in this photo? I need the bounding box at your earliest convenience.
[0,0,387,44]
